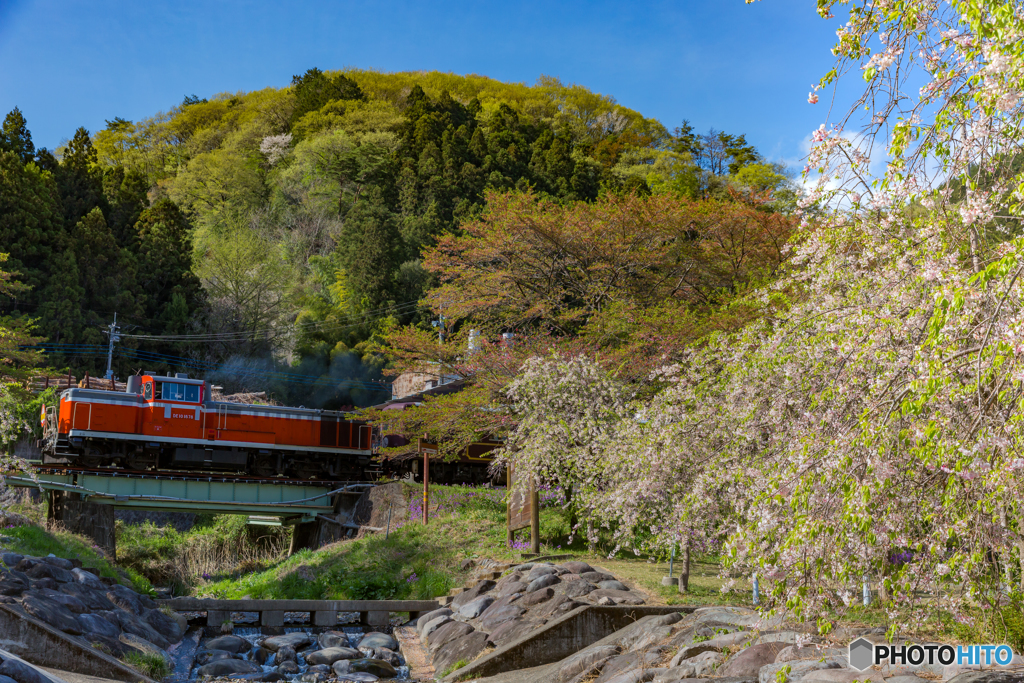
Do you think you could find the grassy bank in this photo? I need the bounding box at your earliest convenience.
[0,509,152,593]
[117,514,289,594]
[197,483,751,608]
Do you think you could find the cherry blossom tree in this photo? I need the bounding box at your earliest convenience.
[501,0,1024,633]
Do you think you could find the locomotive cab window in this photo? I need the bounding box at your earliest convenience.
[144,382,152,401]
[161,382,199,403]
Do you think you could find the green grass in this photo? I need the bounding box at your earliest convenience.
[123,650,171,680]
[1,522,152,594]
[117,513,288,593]
[442,659,470,677]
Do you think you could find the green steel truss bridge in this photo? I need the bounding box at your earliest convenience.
[5,466,371,526]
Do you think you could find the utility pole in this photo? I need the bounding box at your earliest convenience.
[104,313,120,380]
[432,305,446,344]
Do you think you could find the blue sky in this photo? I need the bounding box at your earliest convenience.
[0,0,846,166]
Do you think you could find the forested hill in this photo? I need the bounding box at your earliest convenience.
[0,68,785,408]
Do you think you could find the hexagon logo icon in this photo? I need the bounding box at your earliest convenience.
[849,637,874,671]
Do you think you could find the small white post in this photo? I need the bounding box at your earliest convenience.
[862,575,871,606]
[752,573,760,605]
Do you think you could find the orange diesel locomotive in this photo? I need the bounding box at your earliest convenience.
[43,373,374,480]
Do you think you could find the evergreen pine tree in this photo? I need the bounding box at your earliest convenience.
[57,127,106,226]
[0,107,35,164]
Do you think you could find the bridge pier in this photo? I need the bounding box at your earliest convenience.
[46,491,116,556]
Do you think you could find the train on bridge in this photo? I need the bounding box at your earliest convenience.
[41,372,499,483]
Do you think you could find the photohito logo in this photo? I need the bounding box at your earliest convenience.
[848,638,1014,671]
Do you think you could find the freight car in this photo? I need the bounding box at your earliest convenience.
[42,373,375,480]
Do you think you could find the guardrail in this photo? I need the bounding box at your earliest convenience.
[158,597,440,630]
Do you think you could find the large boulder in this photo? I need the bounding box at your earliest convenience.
[759,658,843,683]
[0,570,27,596]
[319,630,352,649]
[720,642,789,676]
[197,659,260,677]
[85,634,130,659]
[558,644,621,682]
[25,563,74,584]
[581,571,615,583]
[0,658,50,683]
[428,621,476,653]
[78,613,121,639]
[519,587,554,607]
[357,632,399,651]
[305,647,362,666]
[459,595,494,619]
[143,608,183,643]
[20,594,82,634]
[42,556,74,570]
[58,583,115,611]
[114,610,170,650]
[105,590,144,615]
[592,652,661,683]
[349,658,398,678]
[561,579,597,599]
[421,616,452,641]
[561,561,595,575]
[195,650,237,666]
[617,613,684,652]
[119,633,172,667]
[276,645,297,663]
[31,588,87,614]
[207,634,252,654]
[1,553,24,567]
[527,565,559,581]
[451,580,496,610]
[70,568,104,588]
[488,617,540,648]
[481,604,526,631]
[415,608,452,632]
[433,632,489,676]
[597,580,630,591]
[276,661,300,675]
[496,581,528,597]
[527,574,561,593]
[263,632,312,651]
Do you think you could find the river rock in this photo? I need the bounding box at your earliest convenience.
[307,665,332,675]
[481,603,526,630]
[306,647,361,666]
[415,607,452,632]
[105,591,143,615]
[143,607,183,643]
[527,565,559,581]
[333,665,378,683]
[0,658,50,683]
[0,571,27,596]
[263,632,312,651]
[590,652,661,683]
[261,673,285,682]
[519,586,554,606]
[29,578,58,592]
[198,659,261,676]
[597,580,629,591]
[114,610,170,649]
[561,561,595,575]
[514,563,535,571]
[32,588,87,614]
[85,634,129,659]
[497,581,528,597]
[349,658,397,678]
[276,661,299,675]
[196,650,236,665]
[459,595,494,619]
[58,583,115,611]
[433,631,489,675]
[375,648,402,667]
[758,658,843,683]
[421,616,452,640]
[428,621,476,653]
[451,580,496,610]
[1,553,24,567]
[279,645,300,663]
[558,644,622,682]
[319,630,352,649]
[357,632,399,651]
[78,613,121,638]
[581,571,615,583]
[20,594,82,634]
[42,556,73,570]
[207,634,252,654]
[488,617,539,648]
[527,574,560,592]
[720,642,789,676]
[25,562,74,584]
[70,567,103,587]
[299,674,327,683]
[562,579,597,599]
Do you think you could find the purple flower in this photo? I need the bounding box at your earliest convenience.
[407,573,418,583]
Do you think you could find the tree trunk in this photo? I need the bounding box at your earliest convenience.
[680,539,691,592]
